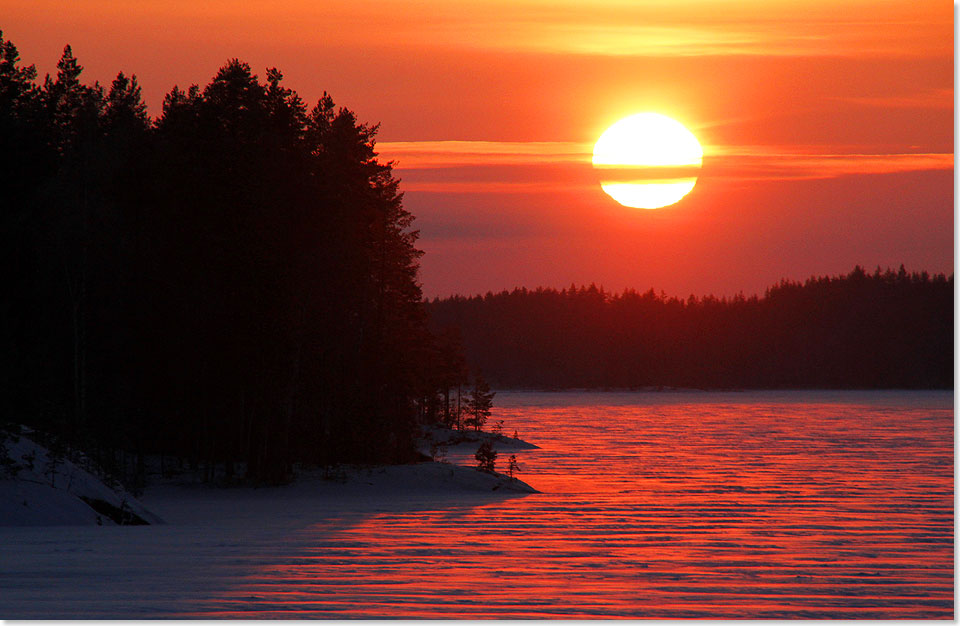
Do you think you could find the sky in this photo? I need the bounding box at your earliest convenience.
[3,0,954,298]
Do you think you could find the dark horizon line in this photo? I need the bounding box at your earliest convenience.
[426,264,953,303]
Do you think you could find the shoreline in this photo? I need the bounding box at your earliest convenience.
[1,427,540,528]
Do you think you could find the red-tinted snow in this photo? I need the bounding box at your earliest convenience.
[0,391,952,618]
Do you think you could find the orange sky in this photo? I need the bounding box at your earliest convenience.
[3,0,953,297]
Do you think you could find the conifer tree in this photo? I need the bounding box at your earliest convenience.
[463,374,495,431]
[507,454,519,479]
[475,440,496,473]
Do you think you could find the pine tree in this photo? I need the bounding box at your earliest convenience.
[463,374,495,431]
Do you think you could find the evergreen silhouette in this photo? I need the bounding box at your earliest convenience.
[475,440,497,473]
[0,33,466,486]
[463,374,496,431]
[507,454,520,479]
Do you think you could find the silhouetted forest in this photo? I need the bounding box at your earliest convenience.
[0,33,463,485]
[1,32,952,491]
[427,266,953,390]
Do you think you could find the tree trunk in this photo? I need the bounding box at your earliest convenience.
[456,384,462,431]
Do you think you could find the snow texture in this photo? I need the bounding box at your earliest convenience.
[0,432,162,527]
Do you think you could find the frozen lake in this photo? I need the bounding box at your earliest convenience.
[1,390,953,618]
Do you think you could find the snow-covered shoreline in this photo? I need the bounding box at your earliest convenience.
[141,461,537,527]
[0,427,542,618]
[0,457,542,619]
[1,425,540,528]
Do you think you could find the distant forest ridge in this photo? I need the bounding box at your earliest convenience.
[426,266,953,390]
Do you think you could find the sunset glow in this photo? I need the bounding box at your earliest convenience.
[2,0,952,295]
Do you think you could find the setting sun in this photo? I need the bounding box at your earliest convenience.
[592,112,703,209]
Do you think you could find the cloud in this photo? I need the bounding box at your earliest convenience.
[379,141,954,192]
[355,0,950,58]
[51,0,945,59]
[707,150,955,182]
[311,0,947,59]
[377,141,591,168]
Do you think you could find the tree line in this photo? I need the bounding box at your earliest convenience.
[427,266,953,390]
[0,32,465,485]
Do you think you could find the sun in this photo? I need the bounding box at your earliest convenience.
[592,112,703,209]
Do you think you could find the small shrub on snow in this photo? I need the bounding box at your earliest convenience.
[475,440,496,473]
